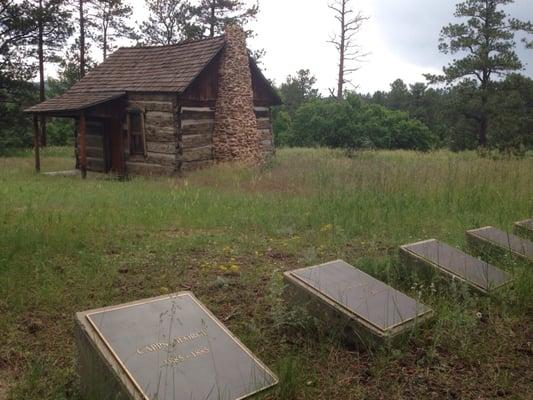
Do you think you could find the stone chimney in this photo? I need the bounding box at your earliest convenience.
[213,25,261,163]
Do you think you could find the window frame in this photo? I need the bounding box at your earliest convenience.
[127,109,146,157]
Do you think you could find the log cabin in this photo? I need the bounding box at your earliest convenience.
[25,25,281,178]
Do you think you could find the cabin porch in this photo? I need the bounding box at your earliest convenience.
[27,92,145,179]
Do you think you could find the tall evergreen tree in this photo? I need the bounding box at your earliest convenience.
[279,69,319,116]
[426,0,532,146]
[387,79,410,110]
[78,0,86,76]
[193,0,258,38]
[1,0,36,82]
[1,0,38,151]
[140,0,200,45]
[26,0,72,145]
[89,0,133,60]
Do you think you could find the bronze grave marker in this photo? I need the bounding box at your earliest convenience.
[466,226,533,263]
[284,260,433,345]
[400,239,512,294]
[75,292,277,400]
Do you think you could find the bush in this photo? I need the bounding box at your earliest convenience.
[286,94,436,151]
[47,118,74,146]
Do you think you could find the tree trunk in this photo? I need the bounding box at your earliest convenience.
[79,0,85,77]
[479,114,488,147]
[38,0,46,146]
[209,4,215,37]
[478,82,489,147]
[33,115,40,173]
[337,0,346,100]
[103,25,107,60]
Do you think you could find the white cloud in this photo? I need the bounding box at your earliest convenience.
[246,0,532,93]
[57,0,533,95]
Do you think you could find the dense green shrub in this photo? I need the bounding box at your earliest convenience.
[284,95,436,151]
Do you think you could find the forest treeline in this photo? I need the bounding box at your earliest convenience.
[274,71,533,152]
[1,0,532,154]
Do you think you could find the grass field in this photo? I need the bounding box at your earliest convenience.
[0,147,532,399]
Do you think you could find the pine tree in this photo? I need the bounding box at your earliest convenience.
[26,0,72,145]
[193,0,258,38]
[426,0,532,147]
[140,0,200,45]
[1,0,36,83]
[78,0,86,77]
[279,69,319,116]
[1,0,38,150]
[89,0,133,60]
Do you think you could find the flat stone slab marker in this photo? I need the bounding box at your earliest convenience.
[284,260,433,344]
[400,239,512,294]
[466,226,533,263]
[75,292,277,400]
[514,219,533,241]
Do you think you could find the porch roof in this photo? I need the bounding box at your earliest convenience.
[25,91,126,114]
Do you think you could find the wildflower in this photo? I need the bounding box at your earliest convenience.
[320,224,333,232]
[476,312,482,320]
[230,264,240,272]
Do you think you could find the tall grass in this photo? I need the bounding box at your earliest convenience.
[0,147,531,399]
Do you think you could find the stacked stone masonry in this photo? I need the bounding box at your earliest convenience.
[213,25,262,163]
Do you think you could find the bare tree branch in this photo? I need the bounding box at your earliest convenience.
[328,0,368,99]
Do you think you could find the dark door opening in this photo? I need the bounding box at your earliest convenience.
[105,116,125,176]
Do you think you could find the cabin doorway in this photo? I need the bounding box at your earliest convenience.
[105,116,125,175]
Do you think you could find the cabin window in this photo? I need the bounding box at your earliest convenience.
[129,112,145,155]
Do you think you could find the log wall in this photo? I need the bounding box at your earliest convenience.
[125,93,178,176]
[76,93,274,176]
[255,106,274,158]
[177,104,273,172]
[178,106,215,171]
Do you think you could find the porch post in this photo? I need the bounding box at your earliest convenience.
[33,114,40,173]
[79,111,87,179]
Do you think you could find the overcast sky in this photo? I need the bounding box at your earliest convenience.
[127,0,533,94]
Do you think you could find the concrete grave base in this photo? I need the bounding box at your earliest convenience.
[514,219,533,241]
[399,239,512,295]
[284,260,433,348]
[466,226,533,265]
[76,304,146,400]
[43,170,79,177]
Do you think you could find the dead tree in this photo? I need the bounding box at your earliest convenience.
[328,0,368,99]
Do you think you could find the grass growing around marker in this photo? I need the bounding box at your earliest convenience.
[0,147,532,399]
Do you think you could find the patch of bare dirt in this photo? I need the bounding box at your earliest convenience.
[0,369,12,400]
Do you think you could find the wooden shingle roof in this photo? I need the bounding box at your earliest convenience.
[25,91,126,113]
[26,36,226,113]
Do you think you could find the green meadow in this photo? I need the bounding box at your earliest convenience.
[0,148,532,399]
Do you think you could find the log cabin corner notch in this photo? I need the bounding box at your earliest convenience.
[25,25,281,177]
